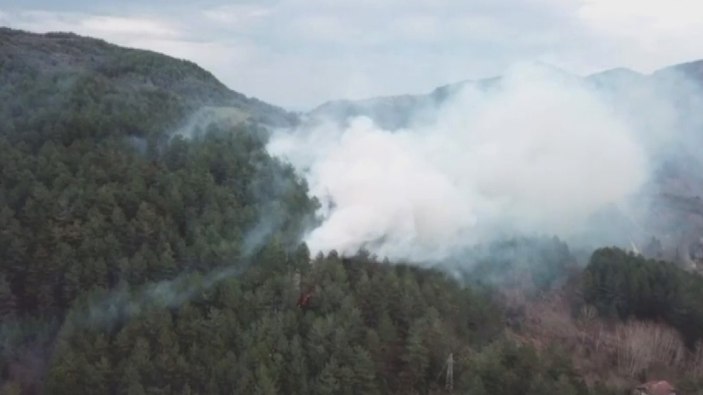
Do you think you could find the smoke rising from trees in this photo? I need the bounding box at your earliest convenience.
[269,64,700,262]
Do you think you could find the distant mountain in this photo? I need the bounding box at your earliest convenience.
[308,78,499,130]
[309,62,703,130]
[653,59,703,81]
[0,27,296,144]
[585,67,646,91]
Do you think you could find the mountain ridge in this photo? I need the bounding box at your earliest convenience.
[6,26,702,133]
[309,62,703,130]
[0,27,297,134]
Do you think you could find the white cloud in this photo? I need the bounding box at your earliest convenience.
[289,14,349,41]
[202,4,272,26]
[579,0,701,31]
[576,0,703,71]
[4,1,703,107]
[8,10,182,41]
[388,15,440,41]
[79,16,180,38]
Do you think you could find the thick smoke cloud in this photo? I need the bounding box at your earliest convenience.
[268,64,661,262]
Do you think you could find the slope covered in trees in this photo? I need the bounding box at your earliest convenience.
[0,27,297,151]
[1,28,702,394]
[0,28,311,393]
[42,253,604,395]
[583,248,703,345]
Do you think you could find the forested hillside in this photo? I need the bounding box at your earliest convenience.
[1,28,703,394]
[0,28,312,393]
[0,27,297,146]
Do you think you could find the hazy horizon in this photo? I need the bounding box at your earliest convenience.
[2,0,703,109]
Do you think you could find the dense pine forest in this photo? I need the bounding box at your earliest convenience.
[2,28,703,394]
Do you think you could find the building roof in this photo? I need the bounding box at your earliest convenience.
[636,381,676,395]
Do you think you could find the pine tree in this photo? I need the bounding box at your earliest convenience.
[254,364,278,395]
[282,334,309,394]
[316,358,340,395]
[401,322,430,391]
[0,274,16,318]
[464,375,488,395]
[350,346,379,395]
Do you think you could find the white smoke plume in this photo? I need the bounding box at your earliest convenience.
[268,64,663,262]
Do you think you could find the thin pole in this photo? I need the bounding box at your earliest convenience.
[445,353,454,392]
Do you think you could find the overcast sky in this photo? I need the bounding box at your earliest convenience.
[1,0,702,109]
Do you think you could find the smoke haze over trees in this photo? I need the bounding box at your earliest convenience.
[3,28,703,394]
[271,62,703,264]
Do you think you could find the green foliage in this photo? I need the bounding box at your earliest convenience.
[0,28,295,149]
[460,236,575,291]
[42,253,506,394]
[0,28,629,394]
[678,374,703,394]
[458,341,588,395]
[0,125,316,317]
[0,42,314,389]
[583,247,703,344]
